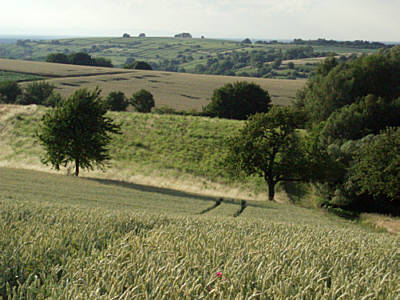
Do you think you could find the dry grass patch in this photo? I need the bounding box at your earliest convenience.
[43,71,304,110]
[0,58,132,77]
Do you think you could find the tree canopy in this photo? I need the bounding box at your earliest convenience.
[203,81,271,120]
[130,89,155,113]
[38,88,121,176]
[227,107,312,200]
[296,47,400,123]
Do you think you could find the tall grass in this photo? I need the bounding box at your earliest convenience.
[0,168,399,299]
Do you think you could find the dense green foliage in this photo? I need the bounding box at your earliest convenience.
[296,47,400,123]
[296,46,400,214]
[37,88,121,176]
[130,89,155,113]
[125,60,152,70]
[46,52,113,67]
[203,82,271,120]
[0,168,398,299]
[349,128,400,207]
[16,81,56,106]
[104,91,129,111]
[0,81,21,103]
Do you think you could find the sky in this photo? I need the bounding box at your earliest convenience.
[1,0,399,42]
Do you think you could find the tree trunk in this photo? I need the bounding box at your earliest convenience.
[268,181,275,201]
[75,158,79,176]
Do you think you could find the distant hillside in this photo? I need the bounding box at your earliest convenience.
[0,58,304,110]
[0,36,381,79]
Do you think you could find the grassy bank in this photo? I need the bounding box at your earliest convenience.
[0,104,271,199]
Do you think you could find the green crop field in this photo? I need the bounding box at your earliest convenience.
[1,59,304,110]
[1,103,399,298]
[1,167,399,299]
[0,70,42,82]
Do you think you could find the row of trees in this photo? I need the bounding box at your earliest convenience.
[46,52,113,67]
[0,80,155,113]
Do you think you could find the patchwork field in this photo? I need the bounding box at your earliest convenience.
[1,167,399,299]
[0,58,305,110]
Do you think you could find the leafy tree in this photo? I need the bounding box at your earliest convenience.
[271,58,282,69]
[287,62,295,69]
[320,95,400,144]
[92,57,113,68]
[348,127,400,206]
[68,52,93,66]
[227,107,313,200]
[203,81,271,120]
[46,53,69,64]
[16,81,56,106]
[0,81,21,103]
[125,61,152,70]
[104,91,129,111]
[296,46,400,123]
[37,88,121,176]
[130,89,155,113]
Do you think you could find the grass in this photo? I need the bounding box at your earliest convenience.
[1,58,304,110]
[0,167,399,299]
[0,104,269,199]
[0,70,42,82]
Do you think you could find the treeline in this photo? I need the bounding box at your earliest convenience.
[0,80,155,113]
[46,52,113,68]
[186,47,332,78]
[292,38,390,49]
[294,46,400,215]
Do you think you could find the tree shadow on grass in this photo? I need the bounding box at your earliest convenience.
[84,177,273,209]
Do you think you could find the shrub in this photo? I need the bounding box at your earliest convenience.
[0,81,21,104]
[104,91,129,111]
[130,89,155,113]
[16,81,55,106]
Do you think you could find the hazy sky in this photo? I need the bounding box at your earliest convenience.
[1,0,399,41]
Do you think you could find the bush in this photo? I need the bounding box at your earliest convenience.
[0,81,21,104]
[125,61,152,70]
[130,89,155,113]
[203,81,271,120]
[104,91,129,111]
[348,128,400,207]
[16,81,56,106]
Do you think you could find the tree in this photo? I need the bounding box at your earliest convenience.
[68,52,93,66]
[296,46,400,123]
[227,107,311,200]
[104,91,129,111]
[92,57,113,68]
[0,81,21,103]
[46,53,69,64]
[130,89,155,113]
[203,81,271,120]
[16,81,55,105]
[127,61,152,70]
[38,88,121,176]
[349,127,400,206]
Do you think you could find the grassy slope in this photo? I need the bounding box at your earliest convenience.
[0,104,270,200]
[0,58,304,110]
[1,167,399,299]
